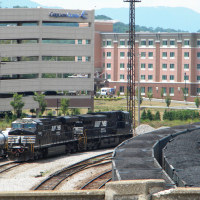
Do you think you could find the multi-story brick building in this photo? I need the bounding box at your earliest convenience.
[95,21,200,101]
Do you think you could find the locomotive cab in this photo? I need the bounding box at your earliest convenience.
[8,119,38,161]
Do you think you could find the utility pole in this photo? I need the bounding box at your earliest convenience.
[123,0,141,131]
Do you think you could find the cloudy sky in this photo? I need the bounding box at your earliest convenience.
[31,0,200,13]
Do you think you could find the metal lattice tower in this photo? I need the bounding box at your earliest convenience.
[123,0,141,130]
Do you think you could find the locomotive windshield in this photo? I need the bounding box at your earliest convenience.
[12,123,22,128]
[24,123,36,128]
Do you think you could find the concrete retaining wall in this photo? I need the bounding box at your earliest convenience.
[0,180,199,200]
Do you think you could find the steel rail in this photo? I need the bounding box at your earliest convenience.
[80,170,112,190]
[33,151,113,190]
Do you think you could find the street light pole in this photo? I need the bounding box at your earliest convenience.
[138,52,140,126]
[184,72,187,104]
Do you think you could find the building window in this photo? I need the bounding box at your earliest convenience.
[78,56,82,61]
[148,52,153,58]
[148,75,153,80]
[184,52,189,58]
[162,40,167,45]
[120,86,124,92]
[170,75,174,80]
[169,87,174,94]
[184,40,189,46]
[103,52,105,58]
[184,64,189,69]
[120,74,124,80]
[107,63,111,69]
[148,40,153,46]
[197,76,200,81]
[120,52,125,57]
[162,75,167,80]
[148,87,152,93]
[120,40,125,46]
[127,63,131,69]
[162,52,167,57]
[197,64,200,69]
[107,40,111,46]
[141,52,146,58]
[107,74,111,79]
[197,52,200,58]
[86,40,90,44]
[170,40,175,45]
[120,63,124,69]
[141,63,145,69]
[197,41,200,46]
[102,40,105,46]
[141,87,145,93]
[170,64,174,69]
[141,75,145,80]
[85,57,90,61]
[184,75,189,80]
[162,64,167,69]
[78,39,82,44]
[141,40,146,45]
[197,88,200,94]
[148,64,153,69]
[162,87,167,94]
[170,52,175,58]
[107,52,111,57]
[127,52,131,58]
[103,63,105,68]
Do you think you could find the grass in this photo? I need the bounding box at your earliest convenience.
[9,97,197,130]
[94,97,199,129]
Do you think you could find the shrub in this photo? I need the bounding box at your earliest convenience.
[146,110,153,121]
[47,111,53,117]
[141,110,146,120]
[154,111,161,121]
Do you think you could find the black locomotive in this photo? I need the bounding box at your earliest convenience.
[7,111,133,161]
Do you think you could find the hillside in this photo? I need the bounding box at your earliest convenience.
[95,15,187,33]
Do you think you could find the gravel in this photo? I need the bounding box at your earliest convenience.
[0,149,113,191]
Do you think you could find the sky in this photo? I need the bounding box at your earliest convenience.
[31,0,200,14]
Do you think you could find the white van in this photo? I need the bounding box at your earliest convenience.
[99,88,115,96]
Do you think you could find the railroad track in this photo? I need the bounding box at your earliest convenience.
[80,170,112,190]
[33,152,113,190]
[0,162,22,174]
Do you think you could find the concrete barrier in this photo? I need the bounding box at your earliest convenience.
[0,190,105,200]
[1,180,200,200]
[105,179,166,200]
[152,188,200,200]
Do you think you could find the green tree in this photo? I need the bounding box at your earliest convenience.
[154,111,161,121]
[47,110,53,117]
[33,93,47,115]
[147,92,153,106]
[60,98,70,115]
[165,95,171,108]
[117,91,120,97]
[146,110,153,121]
[140,110,146,120]
[10,93,25,117]
[195,96,200,108]
[30,109,36,117]
[160,88,164,102]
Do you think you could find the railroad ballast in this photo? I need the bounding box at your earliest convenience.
[7,111,133,161]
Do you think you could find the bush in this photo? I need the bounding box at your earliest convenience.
[47,111,53,117]
[154,111,161,121]
[146,110,153,121]
[38,112,43,118]
[141,110,146,120]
